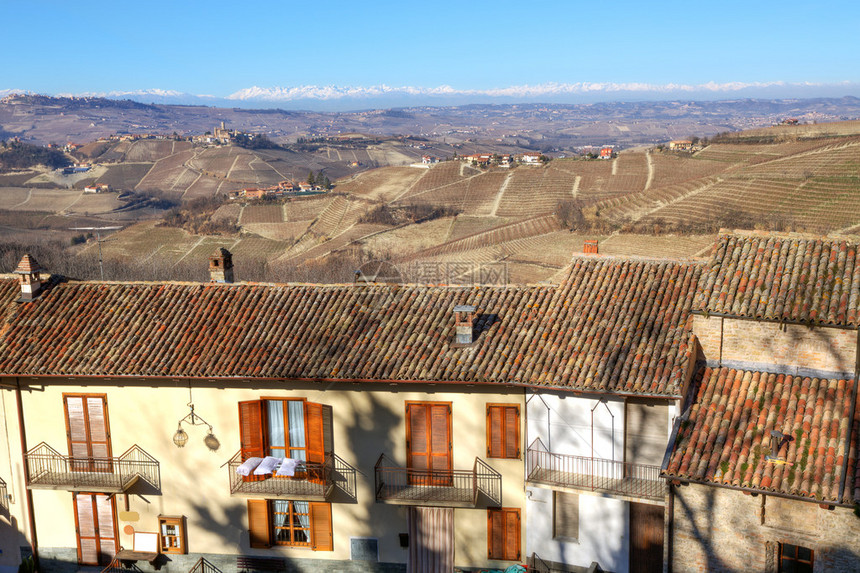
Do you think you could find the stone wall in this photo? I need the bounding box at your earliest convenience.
[670,484,860,573]
[692,315,857,376]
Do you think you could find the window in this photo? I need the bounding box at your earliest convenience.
[73,493,117,565]
[158,516,186,554]
[238,399,333,479]
[247,499,332,551]
[487,507,520,561]
[486,404,519,459]
[553,491,579,541]
[406,402,452,485]
[779,543,813,573]
[64,394,111,471]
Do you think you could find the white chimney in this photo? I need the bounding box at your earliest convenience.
[453,304,476,345]
[209,248,234,283]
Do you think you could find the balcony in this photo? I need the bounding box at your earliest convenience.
[0,476,7,510]
[526,438,665,502]
[226,452,357,502]
[374,453,501,508]
[24,442,160,493]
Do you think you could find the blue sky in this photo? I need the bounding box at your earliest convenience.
[3,0,859,106]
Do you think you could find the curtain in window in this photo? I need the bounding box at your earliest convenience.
[272,500,290,542]
[293,501,310,542]
[288,401,306,461]
[267,401,285,457]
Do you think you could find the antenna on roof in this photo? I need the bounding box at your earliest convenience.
[70,226,122,281]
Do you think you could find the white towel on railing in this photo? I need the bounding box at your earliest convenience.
[276,457,299,477]
[253,456,281,476]
[236,457,262,476]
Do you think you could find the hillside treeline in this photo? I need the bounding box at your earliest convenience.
[0,140,68,172]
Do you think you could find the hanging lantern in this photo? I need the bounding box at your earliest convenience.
[172,426,189,448]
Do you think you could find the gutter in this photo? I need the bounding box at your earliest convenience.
[660,475,853,509]
[691,309,860,331]
[7,374,685,401]
[15,378,39,568]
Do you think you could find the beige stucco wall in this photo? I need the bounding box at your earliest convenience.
[0,387,31,573]
[693,315,857,375]
[8,379,526,568]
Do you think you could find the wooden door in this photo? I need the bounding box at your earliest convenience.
[629,502,664,573]
[73,493,118,565]
[406,402,452,486]
[64,395,112,472]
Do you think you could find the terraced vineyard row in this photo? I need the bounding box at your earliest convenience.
[637,175,860,230]
[399,161,467,199]
[240,204,284,224]
[495,168,574,217]
[411,214,561,258]
[737,142,860,178]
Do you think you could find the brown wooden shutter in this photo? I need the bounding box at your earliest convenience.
[553,491,579,541]
[504,508,521,561]
[86,397,111,461]
[487,508,504,560]
[247,499,271,548]
[75,494,99,565]
[428,403,451,473]
[309,502,333,551]
[504,406,519,459]
[238,400,264,459]
[306,402,333,485]
[487,406,502,458]
[407,403,429,472]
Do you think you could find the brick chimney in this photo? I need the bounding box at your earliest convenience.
[14,254,43,302]
[209,248,234,283]
[453,304,476,345]
[584,239,599,254]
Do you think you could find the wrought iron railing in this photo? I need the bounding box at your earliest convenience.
[526,438,665,501]
[188,557,222,573]
[25,442,160,492]
[528,553,552,573]
[227,451,355,501]
[0,476,7,510]
[374,453,501,507]
[101,558,143,573]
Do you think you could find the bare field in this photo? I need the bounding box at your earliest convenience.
[95,163,153,190]
[240,204,284,224]
[125,140,191,162]
[0,187,34,208]
[362,217,456,258]
[598,234,716,259]
[242,221,310,241]
[334,167,424,202]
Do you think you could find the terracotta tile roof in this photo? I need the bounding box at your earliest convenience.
[663,366,859,504]
[694,231,860,326]
[0,256,700,396]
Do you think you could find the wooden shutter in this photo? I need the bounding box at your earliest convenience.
[306,402,333,485]
[309,502,333,551]
[238,400,264,459]
[74,493,117,565]
[64,395,111,471]
[75,494,99,565]
[487,508,520,561]
[488,508,503,560]
[504,406,519,458]
[407,402,452,486]
[553,491,579,541]
[247,499,271,548]
[487,404,519,459]
[95,494,118,562]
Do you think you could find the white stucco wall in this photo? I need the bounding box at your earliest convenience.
[526,486,628,572]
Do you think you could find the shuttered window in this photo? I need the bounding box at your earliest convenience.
[247,499,332,551]
[73,493,118,565]
[238,399,333,463]
[64,395,112,471]
[553,491,579,541]
[406,402,452,485]
[487,507,520,561]
[487,404,519,459]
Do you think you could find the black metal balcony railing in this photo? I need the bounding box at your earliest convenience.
[528,553,552,573]
[0,476,7,510]
[374,453,501,507]
[25,442,161,492]
[526,438,665,501]
[226,452,357,502]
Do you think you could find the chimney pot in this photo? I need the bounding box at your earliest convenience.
[209,248,234,283]
[14,254,43,302]
[453,304,476,345]
[584,239,599,254]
